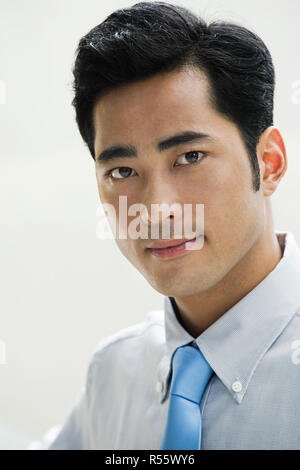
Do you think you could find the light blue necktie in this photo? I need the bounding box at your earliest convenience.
[160,343,213,450]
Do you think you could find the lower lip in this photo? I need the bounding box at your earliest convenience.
[147,235,203,259]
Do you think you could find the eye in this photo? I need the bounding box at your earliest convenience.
[105,151,207,181]
[175,151,206,166]
[105,166,137,180]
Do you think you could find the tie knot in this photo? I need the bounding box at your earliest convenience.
[169,344,213,404]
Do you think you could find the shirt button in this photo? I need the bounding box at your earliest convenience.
[232,381,242,393]
[156,381,163,393]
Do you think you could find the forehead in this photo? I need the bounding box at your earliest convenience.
[92,66,232,150]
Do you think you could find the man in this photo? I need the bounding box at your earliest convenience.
[31,1,300,449]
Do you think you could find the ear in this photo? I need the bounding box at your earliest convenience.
[257,126,288,197]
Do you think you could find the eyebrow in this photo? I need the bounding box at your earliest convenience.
[96,131,215,164]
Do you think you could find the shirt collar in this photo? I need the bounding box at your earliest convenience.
[158,231,300,404]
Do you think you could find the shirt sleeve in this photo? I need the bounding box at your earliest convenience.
[27,361,93,450]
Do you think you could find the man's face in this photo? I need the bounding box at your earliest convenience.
[93,66,265,297]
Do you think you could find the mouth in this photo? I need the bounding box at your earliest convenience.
[146,237,197,250]
[146,234,204,260]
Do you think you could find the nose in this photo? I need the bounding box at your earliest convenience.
[141,202,182,226]
[139,176,183,236]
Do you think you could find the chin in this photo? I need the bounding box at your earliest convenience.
[148,279,208,298]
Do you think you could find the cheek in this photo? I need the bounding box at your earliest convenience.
[200,165,262,237]
[114,238,134,265]
[115,237,145,274]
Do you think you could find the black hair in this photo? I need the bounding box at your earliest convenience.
[71,0,275,191]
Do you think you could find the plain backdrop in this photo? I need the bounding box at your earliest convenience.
[0,0,299,449]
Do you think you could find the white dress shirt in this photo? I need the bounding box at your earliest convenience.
[29,230,300,450]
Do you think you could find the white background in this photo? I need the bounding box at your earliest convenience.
[0,0,299,448]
